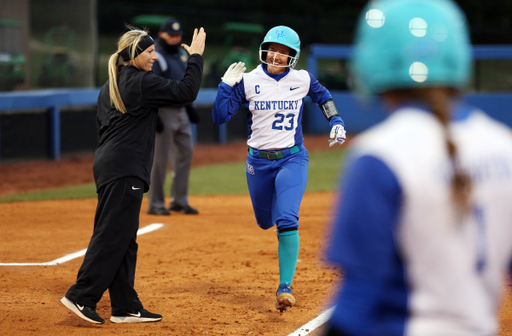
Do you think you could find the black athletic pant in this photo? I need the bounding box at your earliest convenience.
[65,176,145,315]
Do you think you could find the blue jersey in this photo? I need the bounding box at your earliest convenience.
[213,64,343,150]
[327,104,512,336]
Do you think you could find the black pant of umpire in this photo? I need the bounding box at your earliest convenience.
[65,176,145,315]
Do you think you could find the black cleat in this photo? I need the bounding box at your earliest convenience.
[147,206,171,216]
[61,297,105,324]
[110,309,163,323]
[169,204,199,215]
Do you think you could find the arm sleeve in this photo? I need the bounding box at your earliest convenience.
[329,116,345,128]
[212,80,246,125]
[307,73,345,127]
[326,155,402,280]
[307,72,332,105]
[141,54,204,107]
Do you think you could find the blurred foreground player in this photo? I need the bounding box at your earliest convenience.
[213,25,346,311]
[324,1,512,335]
[60,26,205,324]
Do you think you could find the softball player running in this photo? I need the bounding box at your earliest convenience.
[324,1,512,335]
[212,25,346,311]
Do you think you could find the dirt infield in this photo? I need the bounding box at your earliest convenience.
[2,196,512,336]
[0,193,340,335]
[2,135,512,335]
[0,135,341,335]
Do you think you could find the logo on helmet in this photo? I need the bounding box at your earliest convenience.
[275,30,286,41]
[259,26,301,69]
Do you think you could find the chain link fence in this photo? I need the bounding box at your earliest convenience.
[30,0,97,89]
[0,0,97,91]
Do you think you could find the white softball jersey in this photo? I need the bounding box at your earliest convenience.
[327,104,512,336]
[243,65,310,149]
[212,64,343,150]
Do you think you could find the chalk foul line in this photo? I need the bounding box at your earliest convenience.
[0,223,164,266]
[286,306,335,336]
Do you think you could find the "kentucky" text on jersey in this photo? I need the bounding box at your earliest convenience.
[254,100,300,110]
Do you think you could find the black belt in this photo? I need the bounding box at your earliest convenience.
[249,146,301,160]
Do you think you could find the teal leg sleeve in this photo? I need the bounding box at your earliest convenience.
[278,230,299,285]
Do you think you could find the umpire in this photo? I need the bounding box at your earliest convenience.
[61,26,205,324]
[147,18,200,216]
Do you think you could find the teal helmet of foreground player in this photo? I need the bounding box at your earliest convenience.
[259,26,300,68]
[351,0,472,97]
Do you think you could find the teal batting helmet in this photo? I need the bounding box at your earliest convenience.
[351,0,472,97]
[259,26,300,68]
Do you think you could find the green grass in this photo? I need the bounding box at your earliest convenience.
[0,148,346,203]
[0,183,97,202]
[189,162,249,195]
[306,148,346,192]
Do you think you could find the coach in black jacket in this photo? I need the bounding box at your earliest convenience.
[61,27,205,325]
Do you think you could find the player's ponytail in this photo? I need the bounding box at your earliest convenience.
[107,27,150,114]
[386,88,472,214]
[107,52,126,114]
[421,88,472,214]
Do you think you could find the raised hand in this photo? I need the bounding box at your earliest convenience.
[182,27,206,56]
[221,62,246,87]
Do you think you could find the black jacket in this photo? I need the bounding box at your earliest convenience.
[93,54,204,192]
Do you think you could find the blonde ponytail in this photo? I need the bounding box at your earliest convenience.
[107,27,150,114]
[108,52,127,114]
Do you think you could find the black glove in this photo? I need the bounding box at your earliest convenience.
[186,104,200,124]
[156,115,164,133]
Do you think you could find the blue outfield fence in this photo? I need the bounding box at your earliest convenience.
[0,88,100,161]
[1,45,512,161]
[0,88,219,161]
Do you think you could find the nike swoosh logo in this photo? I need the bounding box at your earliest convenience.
[77,304,84,311]
[290,87,299,91]
[127,312,141,317]
[132,186,141,190]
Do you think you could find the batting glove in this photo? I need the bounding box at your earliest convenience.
[221,62,246,87]
[328,124,346,147]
